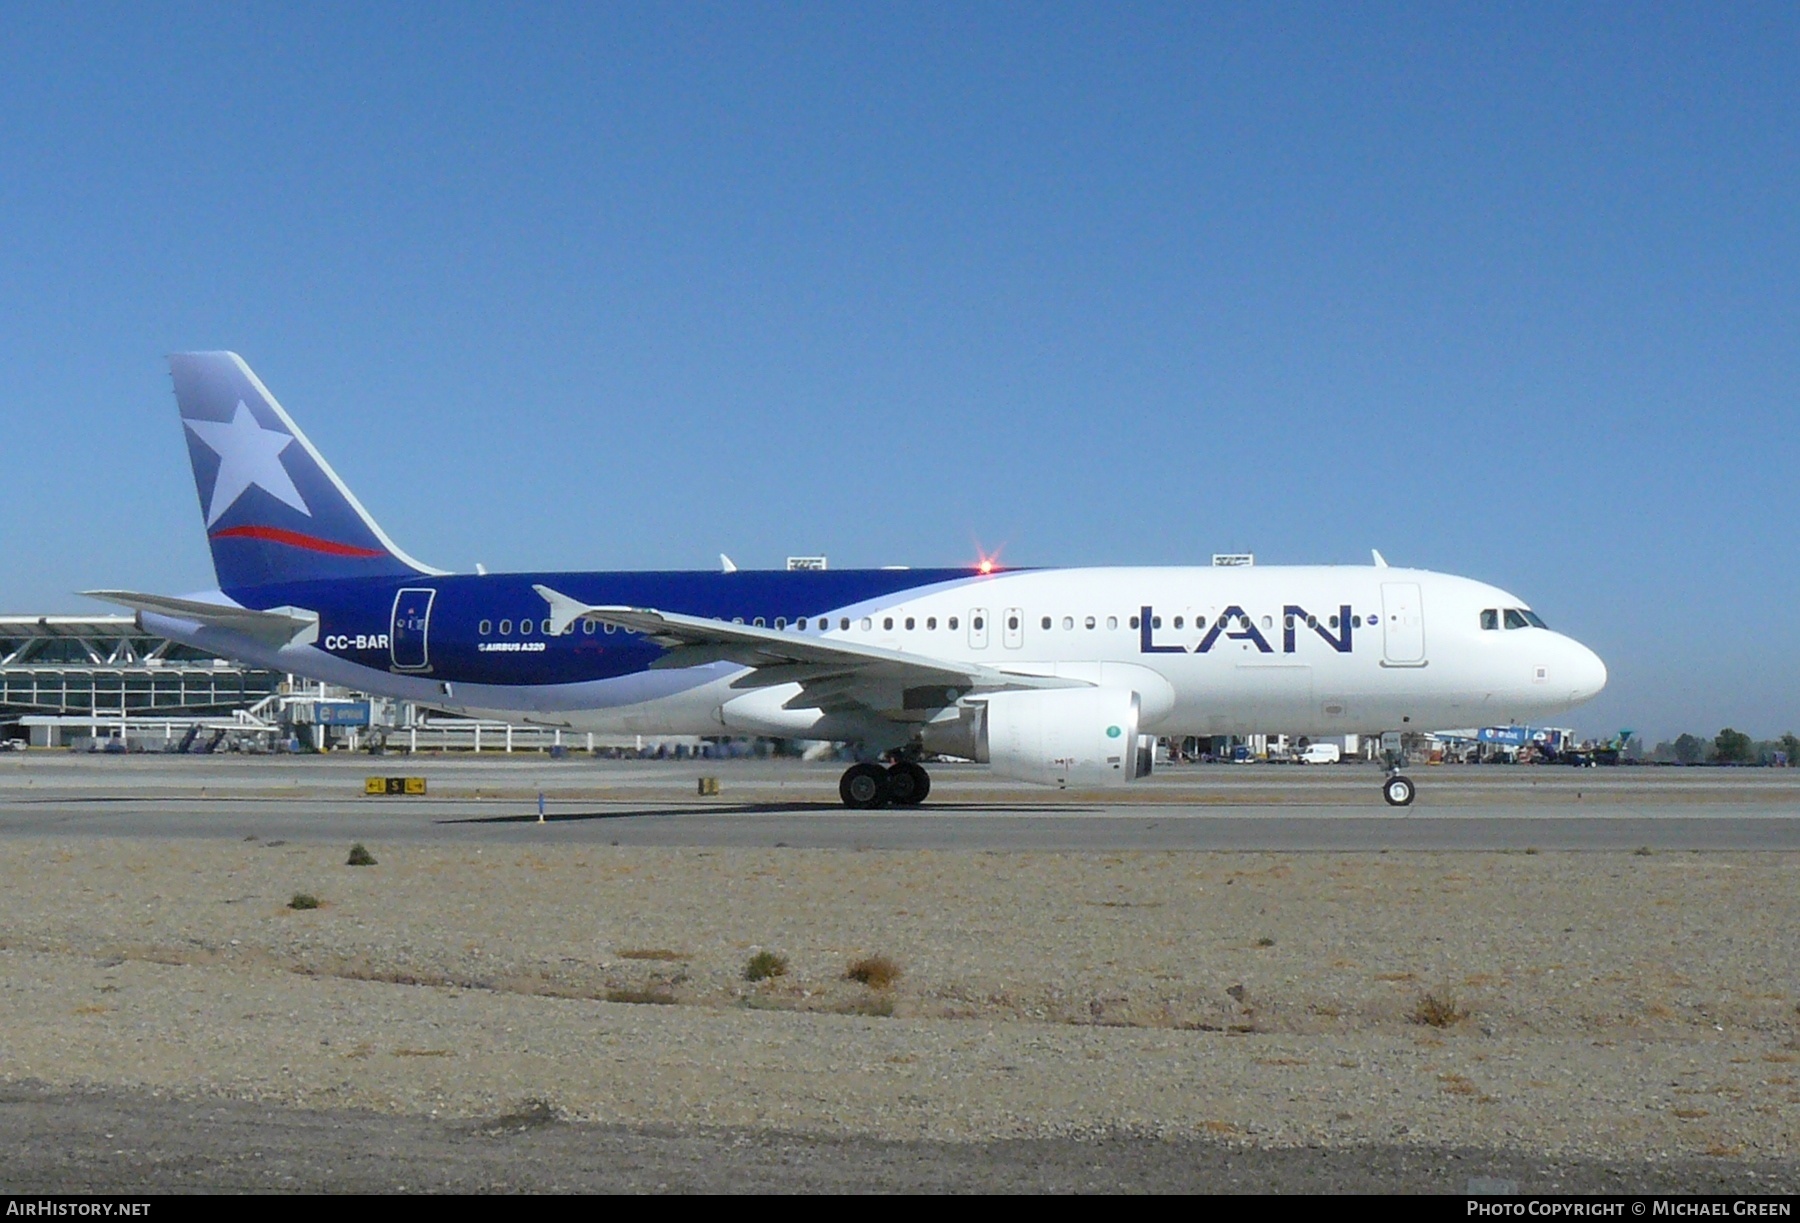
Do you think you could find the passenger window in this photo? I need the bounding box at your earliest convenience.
[604,623,615,634]
[1284,615,1294,629]
[839,618,850,630]
[883,617,894,631]
[1152,616,1162,629]
[1173,616,1184,630]
[1352,615,1362,628]
[583,620,595,634]
[498,619,511,635]
[1084,616,1095,630]
[1504,609,1529,630]
[1329,615,1338,629]
[1261,616,1272,629]
[479,620,491,635]
[972,616,984,630]
[775,617,786,630]
[1062,616,1073,630]
[797,618,807,631]
[1129,616,1140,629]
[906,617,916,631]
[1007,615,1019,631]
[860,618,872,631]
[1106,616,1117,630]
[1306,615,1317,628]
[948,617,959,631]
[522,619,534,636]
[1041,616,1052,630]
[927,617,937,630]
[1195,615,1206,629]
[1481,609,1499,631]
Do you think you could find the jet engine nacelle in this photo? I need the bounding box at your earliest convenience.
[924,687,1152,788]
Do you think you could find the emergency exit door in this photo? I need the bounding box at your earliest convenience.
[391,588,436,671]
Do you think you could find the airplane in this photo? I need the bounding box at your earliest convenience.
[88,352,1608,809]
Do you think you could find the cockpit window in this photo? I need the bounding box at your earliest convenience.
[1480,609,1499,631]
[1521,609,1547,629]
[1503,608,1532,630]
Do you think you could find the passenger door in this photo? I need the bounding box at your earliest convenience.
[1379,583,1426,665]
[390,588,436,671]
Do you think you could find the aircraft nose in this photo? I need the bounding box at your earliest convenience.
[1567,639,1608,703]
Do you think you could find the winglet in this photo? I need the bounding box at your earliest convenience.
[1371,549,1389,568]
[720,554,738,574]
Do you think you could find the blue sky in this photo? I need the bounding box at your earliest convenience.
[1,3,1794,742]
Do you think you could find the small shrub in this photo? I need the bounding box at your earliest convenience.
[846,954,901,989]
[346,844,377,866]
[743,950,788,982]
[1634,846,1654,857]
[1411,991,1469,1028]
[288,893,321,911]
[605,986,677,1006]
[1255,936,1276,947]
[620,949,686,961]
[836,994,895,1018]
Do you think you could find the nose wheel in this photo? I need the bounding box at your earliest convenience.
[1382,773,1416,807]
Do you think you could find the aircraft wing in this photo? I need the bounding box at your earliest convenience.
[83,590,320,647]
[535,584,1083,716]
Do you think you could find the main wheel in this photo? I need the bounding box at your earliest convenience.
[1382,774,1417,807]
[885,761,930,806]
[839,762,892,809]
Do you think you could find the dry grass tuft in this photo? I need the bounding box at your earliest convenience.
[1410,991,1470,1028]
[288,893,321,911]
[605,986,678,1006]
[618,949,685,961]
[846,954,902,989]
[742,950,789,981]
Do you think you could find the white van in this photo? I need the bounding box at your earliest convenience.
[1298,743,1341,765]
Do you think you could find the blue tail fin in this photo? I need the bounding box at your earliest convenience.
[168,352,442,589]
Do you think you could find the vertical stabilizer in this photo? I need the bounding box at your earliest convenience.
[168,352,443,588]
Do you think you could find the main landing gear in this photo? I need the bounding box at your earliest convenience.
[839,760,931,809]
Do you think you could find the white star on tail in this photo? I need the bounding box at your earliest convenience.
[184,401,311,526]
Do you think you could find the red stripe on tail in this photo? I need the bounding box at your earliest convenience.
[210,525,388,559]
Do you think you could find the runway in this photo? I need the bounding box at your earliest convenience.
[3,754,1796,850]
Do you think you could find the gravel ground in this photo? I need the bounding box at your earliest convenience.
[0,836,1795,1191]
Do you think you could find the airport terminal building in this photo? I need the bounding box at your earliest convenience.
[0,614,600,753]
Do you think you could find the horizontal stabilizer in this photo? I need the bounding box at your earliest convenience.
[83,590,319,646]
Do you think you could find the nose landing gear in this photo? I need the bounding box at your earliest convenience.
[1382,773,1416,807]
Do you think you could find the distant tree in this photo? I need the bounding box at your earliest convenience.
[1671,733,1707,765]
[1713,728,1754,764]
[1781,732,1800,765]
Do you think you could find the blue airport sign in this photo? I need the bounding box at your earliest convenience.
[317,702,371,727]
